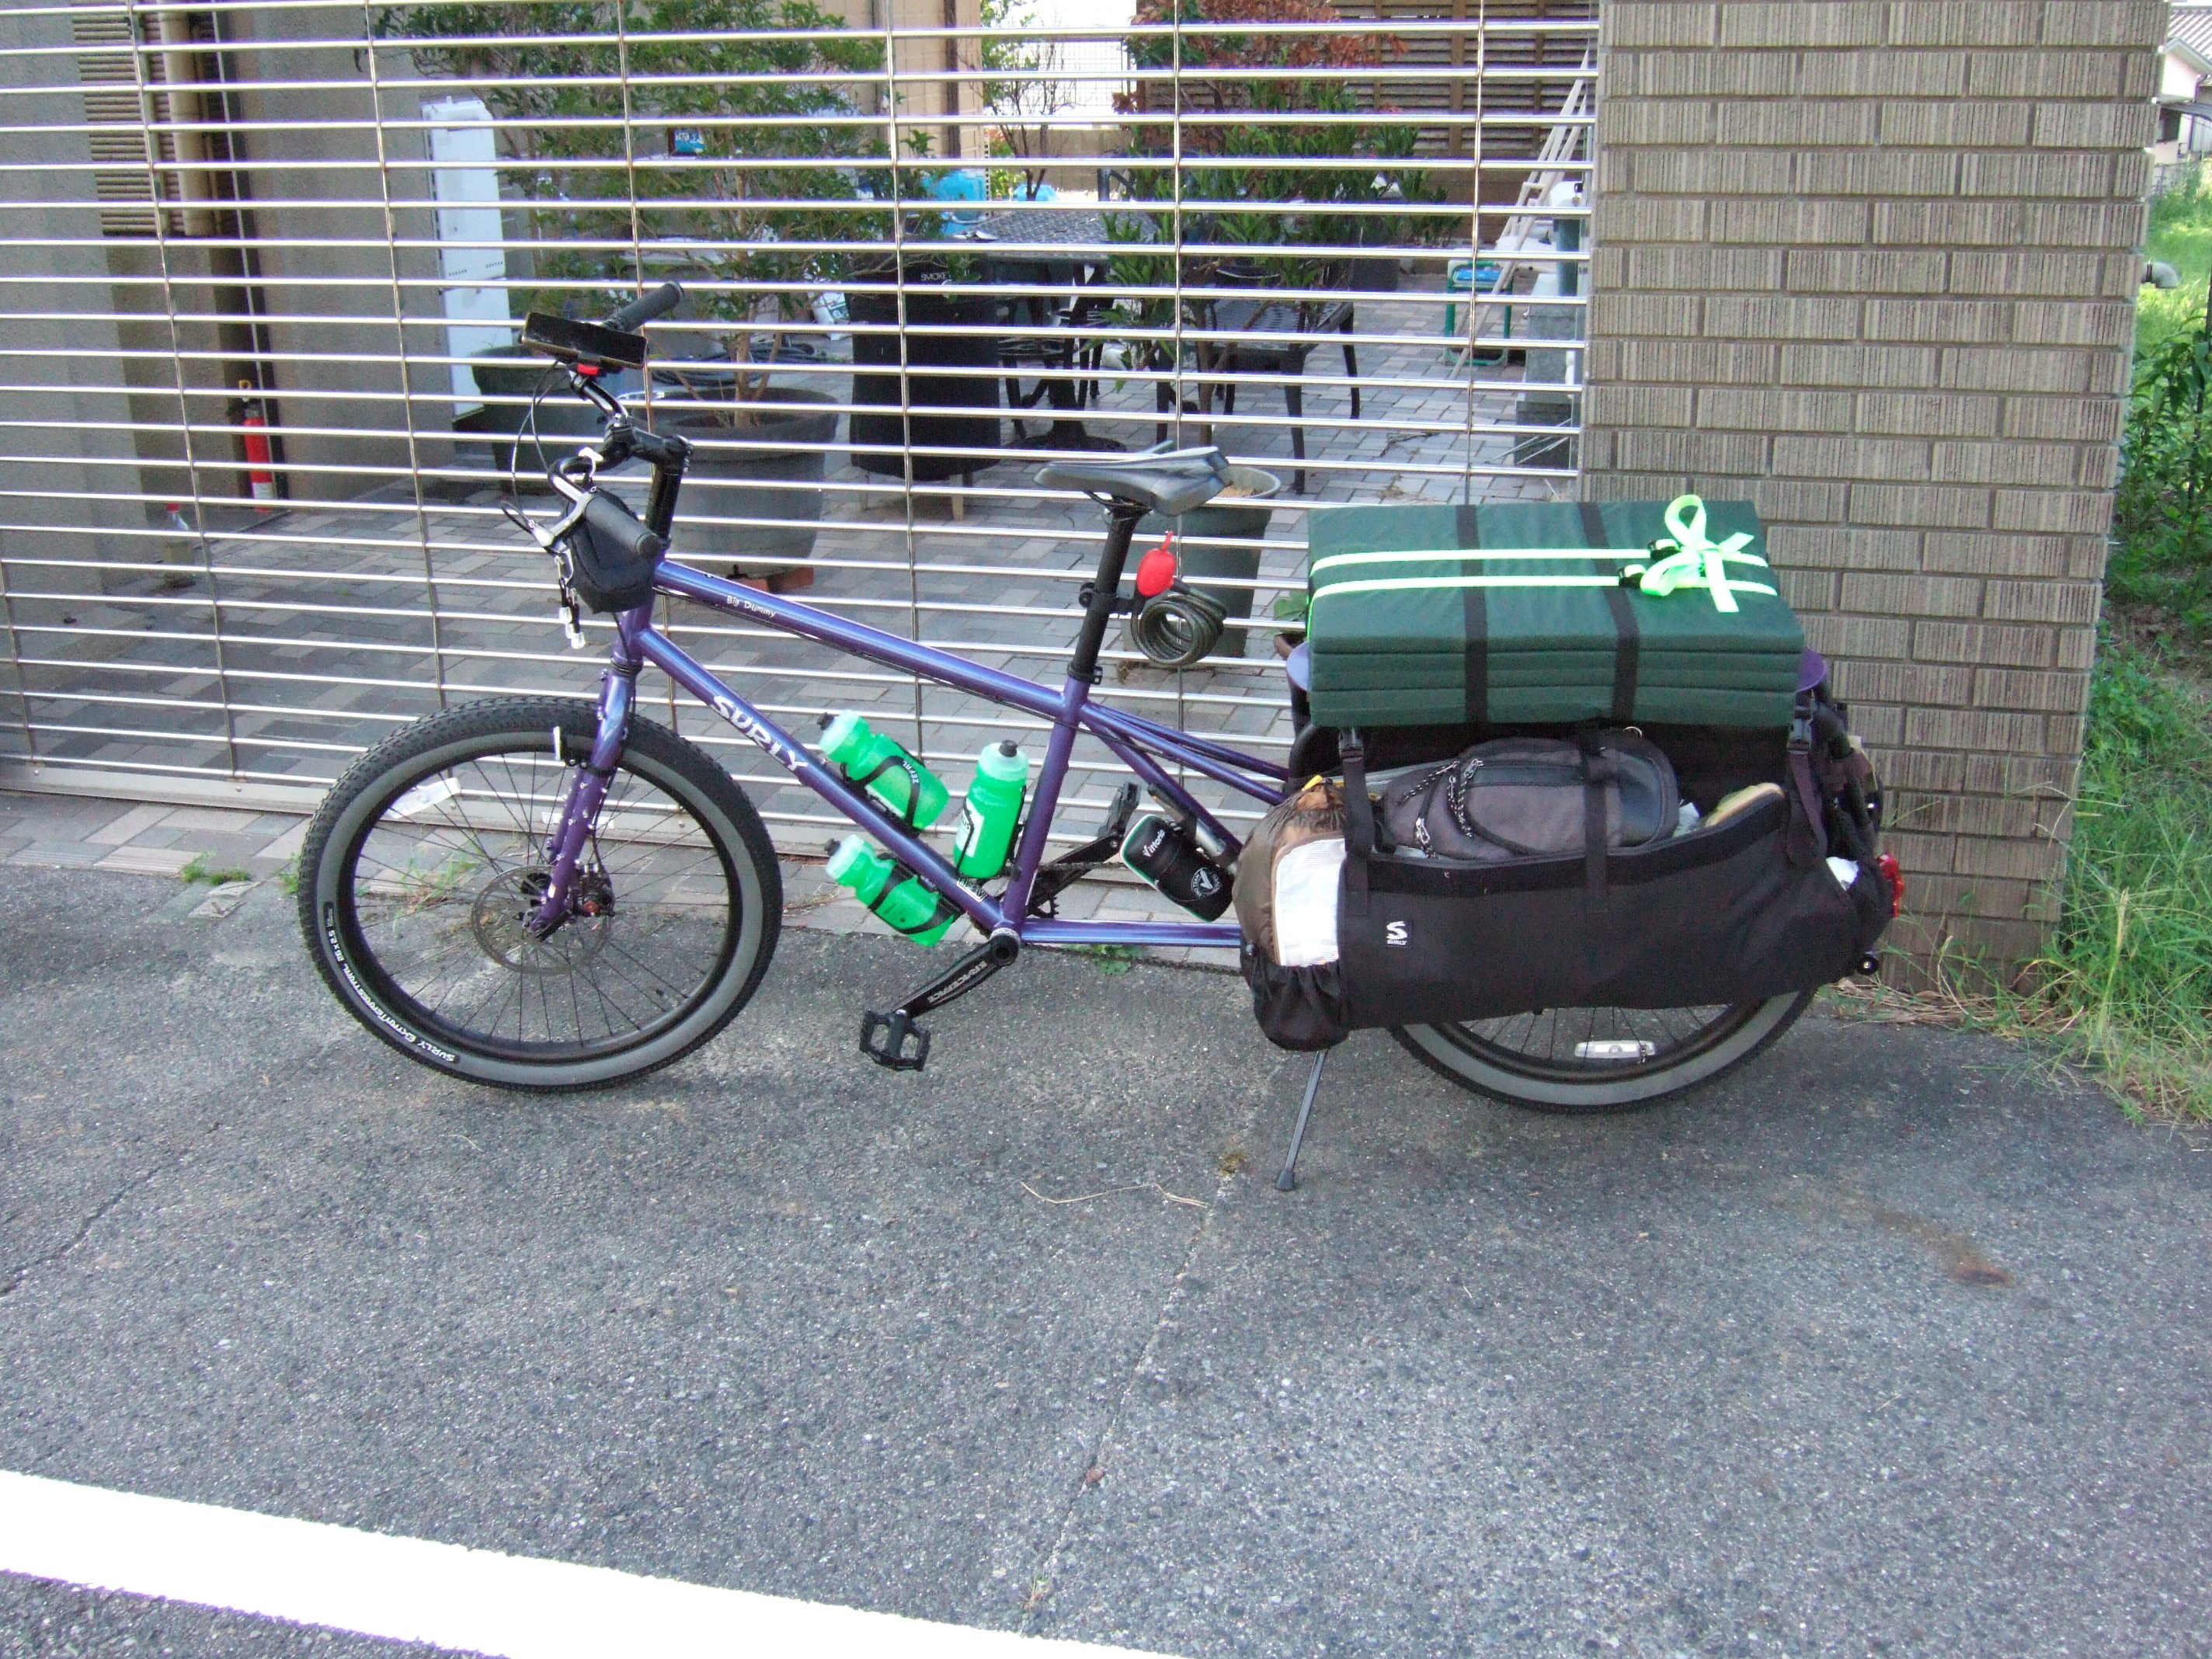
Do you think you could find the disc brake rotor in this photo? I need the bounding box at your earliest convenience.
[469,866,614,975]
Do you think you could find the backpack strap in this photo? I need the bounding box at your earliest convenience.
[1784,695,1831,868]
[1339,730,1372,917]
[1574,734,1615,914]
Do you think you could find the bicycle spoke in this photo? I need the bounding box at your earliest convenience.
[342,739,735,1059]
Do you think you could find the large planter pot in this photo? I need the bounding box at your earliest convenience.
[1129,464,1282,659]
[647,387,840,576]
[454,350,607,483]
[847,283,1001,483]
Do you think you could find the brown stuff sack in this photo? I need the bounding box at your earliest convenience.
[1234,775,1353,1050]
[1233,776,1346,964]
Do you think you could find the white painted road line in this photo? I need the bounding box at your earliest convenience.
[0,1470,1168,1659]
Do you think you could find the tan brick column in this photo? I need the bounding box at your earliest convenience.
[1581,0,2164,970]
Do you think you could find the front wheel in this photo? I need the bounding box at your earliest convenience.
[298,697,781,1091]
[1394,993,1812,1114]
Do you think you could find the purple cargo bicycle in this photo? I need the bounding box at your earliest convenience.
[297,285,1814,1111]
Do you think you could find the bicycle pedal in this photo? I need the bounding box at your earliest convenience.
[860,1009,930,1072]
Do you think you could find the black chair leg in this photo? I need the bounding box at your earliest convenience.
[1285,379,1306,495]
[1344,339,1361,422]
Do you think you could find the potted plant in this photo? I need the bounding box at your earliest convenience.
[382,0,899,579]
[1101,0,1452,453]
[845,246,1005,492]
[1128,463,1282,658]
[454,349,606,483]
[645,356,843,586]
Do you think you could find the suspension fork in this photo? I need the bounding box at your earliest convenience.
[531,615,645,933]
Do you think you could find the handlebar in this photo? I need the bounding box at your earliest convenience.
[607,282,683,333]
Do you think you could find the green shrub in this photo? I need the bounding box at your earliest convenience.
[2111,326,2212,628]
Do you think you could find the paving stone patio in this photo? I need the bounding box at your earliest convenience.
[3,282,1573,874]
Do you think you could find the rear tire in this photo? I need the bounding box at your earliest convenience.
[297,697,780,1091]
[1394,993,1812,1113]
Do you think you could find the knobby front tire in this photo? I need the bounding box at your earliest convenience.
[1393,992,1813,1113]
[297,697,781,1091]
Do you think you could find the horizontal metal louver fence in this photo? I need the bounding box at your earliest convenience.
[0,0,1590,861]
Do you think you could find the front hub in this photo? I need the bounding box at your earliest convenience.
[471,866,614,972]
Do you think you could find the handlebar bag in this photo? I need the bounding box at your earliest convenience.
[567,491,666,613]
[1302,497,1804,732]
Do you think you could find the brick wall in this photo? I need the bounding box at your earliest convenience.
[1581,0,2163,970]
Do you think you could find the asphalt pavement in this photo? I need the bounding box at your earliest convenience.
[1,861,2207,1659]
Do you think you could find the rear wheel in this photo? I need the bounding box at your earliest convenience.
[1394,993,1811,1113]
[298,697,780,1091]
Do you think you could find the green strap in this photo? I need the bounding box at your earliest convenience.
[1619,495,1760,614]
[1309,546,1771,577]
[1309,572,1779,609]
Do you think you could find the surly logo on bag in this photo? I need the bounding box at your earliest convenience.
[1385,919,1410,948]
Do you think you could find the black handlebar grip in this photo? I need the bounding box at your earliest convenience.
[607,283,683,333]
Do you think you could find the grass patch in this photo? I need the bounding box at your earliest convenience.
[2026,647,2212,1113]
[1837,644,2212,1118]
[2140,162,2212,358]
[178,852,253,885]
[1072,943,1144,975]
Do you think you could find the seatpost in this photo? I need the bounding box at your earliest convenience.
[1068,503,1146,684]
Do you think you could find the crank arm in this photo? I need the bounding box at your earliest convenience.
[1024,782,1139,917]
[860,930,1021,1073]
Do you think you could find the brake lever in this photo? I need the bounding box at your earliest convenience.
[497,496,553,548]
[498,492,590,649]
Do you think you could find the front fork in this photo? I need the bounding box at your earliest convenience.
[531,623,643,934]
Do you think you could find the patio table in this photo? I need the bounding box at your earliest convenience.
[968,207,1148,451]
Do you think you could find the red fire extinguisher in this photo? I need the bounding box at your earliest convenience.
[235,379,276,506]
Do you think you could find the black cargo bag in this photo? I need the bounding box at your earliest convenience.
[1239,706,1894,1047]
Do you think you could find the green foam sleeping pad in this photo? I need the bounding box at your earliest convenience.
[1302,496,1805,730]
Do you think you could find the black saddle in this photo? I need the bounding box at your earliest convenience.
[1037,445,1228,516]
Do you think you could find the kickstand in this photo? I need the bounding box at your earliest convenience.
[860,930,1021,1072]
[1275,1048,1330,1191]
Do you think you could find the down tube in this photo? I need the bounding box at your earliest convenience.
[635,628,1007,935]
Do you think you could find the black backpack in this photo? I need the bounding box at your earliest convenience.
[1379,732,1678,863]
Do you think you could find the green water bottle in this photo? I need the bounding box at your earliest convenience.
[825,835,958,946]
[820,711,948,830]
[952,740,1029,879]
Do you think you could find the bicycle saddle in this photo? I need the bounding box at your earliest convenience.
[1037,446,1229,516]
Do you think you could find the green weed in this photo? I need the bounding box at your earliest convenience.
[179,852,252,885]
[1839,645,2212,1118]
[2029,648,2212,1113]
[1073,943,1144,975]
